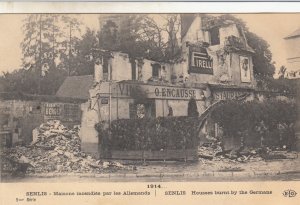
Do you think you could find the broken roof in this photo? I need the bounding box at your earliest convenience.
[56,75,93,100]
[180,14,197,40]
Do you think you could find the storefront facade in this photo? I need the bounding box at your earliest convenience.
[80,14,257,155]
[91,81,207,120]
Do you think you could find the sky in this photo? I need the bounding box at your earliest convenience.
[1,13,300,75]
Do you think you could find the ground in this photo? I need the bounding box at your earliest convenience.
[1,120,299,182]
[1,156,300,182]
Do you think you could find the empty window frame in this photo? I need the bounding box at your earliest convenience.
[151,63,161,78]
[210,27,220,46]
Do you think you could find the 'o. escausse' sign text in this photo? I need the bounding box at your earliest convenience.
[116,83,204,100]
[154,87,196,98]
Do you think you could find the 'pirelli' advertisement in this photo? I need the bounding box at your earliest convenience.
[189,46,213,75]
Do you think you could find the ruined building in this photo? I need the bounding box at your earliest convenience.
[284,28,300,79]
[79,14,257,155]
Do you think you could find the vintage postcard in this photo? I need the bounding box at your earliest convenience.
[0,1,299,205]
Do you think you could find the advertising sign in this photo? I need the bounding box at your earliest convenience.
[116,83,205,100]
[189,46,213,74]
[44,103,61,120]
[213,90,251,101]
[240,56,251,82]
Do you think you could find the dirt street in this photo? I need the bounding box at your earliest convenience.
[2,157,299,182]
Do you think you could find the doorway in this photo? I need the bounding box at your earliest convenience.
[129,99,156,119]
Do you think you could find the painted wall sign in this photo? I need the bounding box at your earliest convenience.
[153,87,196,99]
[44,103,61,116]
[240,56,251,83]
[44,103,81,122]
[115,83,204,100]
[213,90,250,101]
[189,46,213,74]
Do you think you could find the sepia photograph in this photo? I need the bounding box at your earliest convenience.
[0,7,300,185]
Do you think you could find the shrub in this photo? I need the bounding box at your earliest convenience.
[256,76,298,96]
[210,99,297,148]
[188,98,199,117]
[95,116,200,151]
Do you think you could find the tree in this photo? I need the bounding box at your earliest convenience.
[20,14,53,94]
[247,32,276,78]
[211,100,297,148]
[21,14,61,73]
[97,14,182,62]
[163,14,181,62]
[117,14,147,58]
[98,14,146,57]
[74,28,99,75]
[188,98,199,117]
[278,65,287,79]
[15,14,82,94]
[98,20,119,51]
[138,14,182,62]
[60,15,82,75]
[138,16,166,61]
[21,14,82,73]
[1,66,68,95]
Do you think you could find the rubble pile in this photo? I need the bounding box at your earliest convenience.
[198,143,223,160]
[198,142,298,164]
[1,120,129,174]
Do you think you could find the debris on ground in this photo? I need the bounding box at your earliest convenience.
[2,155,34,177]
[218,166,244,172]
[198,143,222,160]
[1,120,131,175]
[260,147,299,160]
[198,141,298,164]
